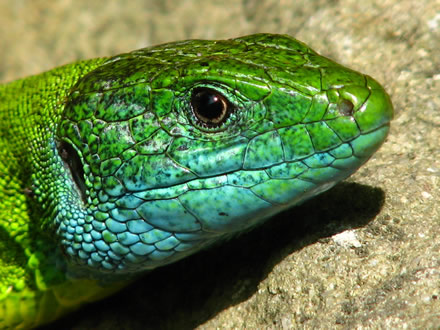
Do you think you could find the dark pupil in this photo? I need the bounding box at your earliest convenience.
[191,88,228,124]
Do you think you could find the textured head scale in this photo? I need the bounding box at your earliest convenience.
[44,34,392,275]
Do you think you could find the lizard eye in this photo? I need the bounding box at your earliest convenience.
[190,87,232,128]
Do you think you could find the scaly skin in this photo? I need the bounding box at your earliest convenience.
[0,34,393,328]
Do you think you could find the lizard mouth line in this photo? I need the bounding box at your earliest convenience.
[123,124,390,204]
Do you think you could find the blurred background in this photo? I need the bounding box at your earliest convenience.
[0,0,407,84]
[1,0,439,329]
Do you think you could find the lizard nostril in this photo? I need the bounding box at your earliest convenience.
[338,99,354,116]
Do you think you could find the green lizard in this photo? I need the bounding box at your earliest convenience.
[0,33,393,328]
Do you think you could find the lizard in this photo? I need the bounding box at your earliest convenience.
[0,33,393,328]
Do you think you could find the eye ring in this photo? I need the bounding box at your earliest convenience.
[190,87,232,128]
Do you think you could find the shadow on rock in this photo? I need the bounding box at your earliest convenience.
[46,182,385,330]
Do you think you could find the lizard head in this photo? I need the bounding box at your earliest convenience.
[41,34,392,275]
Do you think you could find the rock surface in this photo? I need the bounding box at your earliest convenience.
[0,0,439,328]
